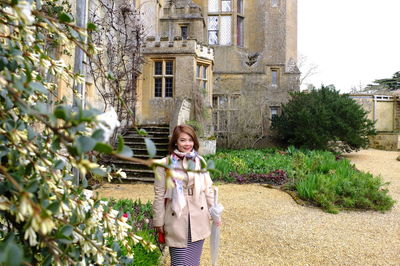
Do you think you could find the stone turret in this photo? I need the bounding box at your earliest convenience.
[160,0,206,42]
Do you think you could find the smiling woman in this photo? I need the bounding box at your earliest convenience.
[152,124,221,266]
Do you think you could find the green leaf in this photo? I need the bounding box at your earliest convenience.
[87,22,97,31]
[47,201,60,214]
[29,82,47,93]
[187,160,196,170]
[207,160,215,170]
[35,102,48,114]
[57,238,73,245]
[26,180,39,193]
[117,145,133,157]
[93,143,113,154]
[2,94,13,109]
[91,167,107,177]
[58,12,73,23]
[60,225,73,237]
[91,129,104,141]
[67,145,79,157]
[51,137,61,151]
[54,160,65,170]
[0,235,23,266]
[81,175,88,188]
[0,147,9,161]
[145,138,157,158]
[27,126,36,140]
[76,136,96,153]
[5,244,23,266]
[54,106,68,120]
[112,242,120,252]
[43,254,53,266]
[117,135,124,153]
[9,59,18,72]
[137,128,148,136]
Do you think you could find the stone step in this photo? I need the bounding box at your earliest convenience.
[126,148,168,156]
[109,160,152,170]
[122,176,156,182]
[116,153,166,160]
[107,124,170,182]
[123,132,170,138]
[126,125,169,134]
[123,168,155,179]
[124,141,169,149]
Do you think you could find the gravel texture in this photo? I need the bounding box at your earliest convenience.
[96,149,400,265]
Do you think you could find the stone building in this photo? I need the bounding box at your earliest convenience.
[136,0,300,148]
[350,93,400,150]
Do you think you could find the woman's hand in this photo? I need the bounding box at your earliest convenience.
[214,219,222,227]
[154,226,164,234]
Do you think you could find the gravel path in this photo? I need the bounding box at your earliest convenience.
[96,149,400,265]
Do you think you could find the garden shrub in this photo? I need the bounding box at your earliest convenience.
[271,86,376,152]
[106,199,161,266]
[206,148,395,213]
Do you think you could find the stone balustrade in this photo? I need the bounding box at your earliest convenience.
[143,36,214,60]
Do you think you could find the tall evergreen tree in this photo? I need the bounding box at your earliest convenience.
[271,86,376,152]
[366,71,400,91]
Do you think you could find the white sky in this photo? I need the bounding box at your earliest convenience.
[298,0,400,92]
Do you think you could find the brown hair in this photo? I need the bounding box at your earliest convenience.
[168,124,199,154]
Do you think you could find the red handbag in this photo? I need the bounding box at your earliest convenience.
[157,232,165,244]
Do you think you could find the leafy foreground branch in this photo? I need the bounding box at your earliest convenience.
[0,1,159,265]
[206,148,395,214]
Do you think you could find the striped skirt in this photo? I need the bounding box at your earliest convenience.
[169,217,204,266]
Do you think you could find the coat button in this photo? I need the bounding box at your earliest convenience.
[201,207,204,210]
[172,212,175,216]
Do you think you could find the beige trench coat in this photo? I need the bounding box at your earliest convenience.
[152,156,214,248]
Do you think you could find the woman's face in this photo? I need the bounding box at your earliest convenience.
[176,132,194,153]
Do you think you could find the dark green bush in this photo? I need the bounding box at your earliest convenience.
[271,86,376,152]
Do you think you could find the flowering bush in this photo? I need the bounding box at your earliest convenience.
[106,198,162,265]
[0,1,156,265]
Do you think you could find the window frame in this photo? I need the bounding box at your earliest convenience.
[207,0,234,46]
[196,63,209,91]
[237,15,244,46]
[271,68,279,86]
[269,106,280,120]
[212,94,240,133]
[271,0,279,8]
[153,59,174,98]
[180,24,189,40]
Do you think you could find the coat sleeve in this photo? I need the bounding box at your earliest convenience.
[204,171,215,209]
[153,163,166,227]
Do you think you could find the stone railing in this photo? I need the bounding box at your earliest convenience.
[143,36,214,60]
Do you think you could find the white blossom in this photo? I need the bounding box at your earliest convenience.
[40,217,55,235]
[116,168,127,179]
[0,196,10,210]
[96,107,120,142]
[96,253,105,264]
[16,1,35,25]
[19,195,33,218]
[24,226,38,246]
[83,189,94,199]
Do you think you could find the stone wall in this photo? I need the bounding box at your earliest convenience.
[369,133,400,151]
[137,38,214,126]
[210,0,300,148]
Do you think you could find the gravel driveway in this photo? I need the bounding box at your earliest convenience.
[96,149,400,265]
